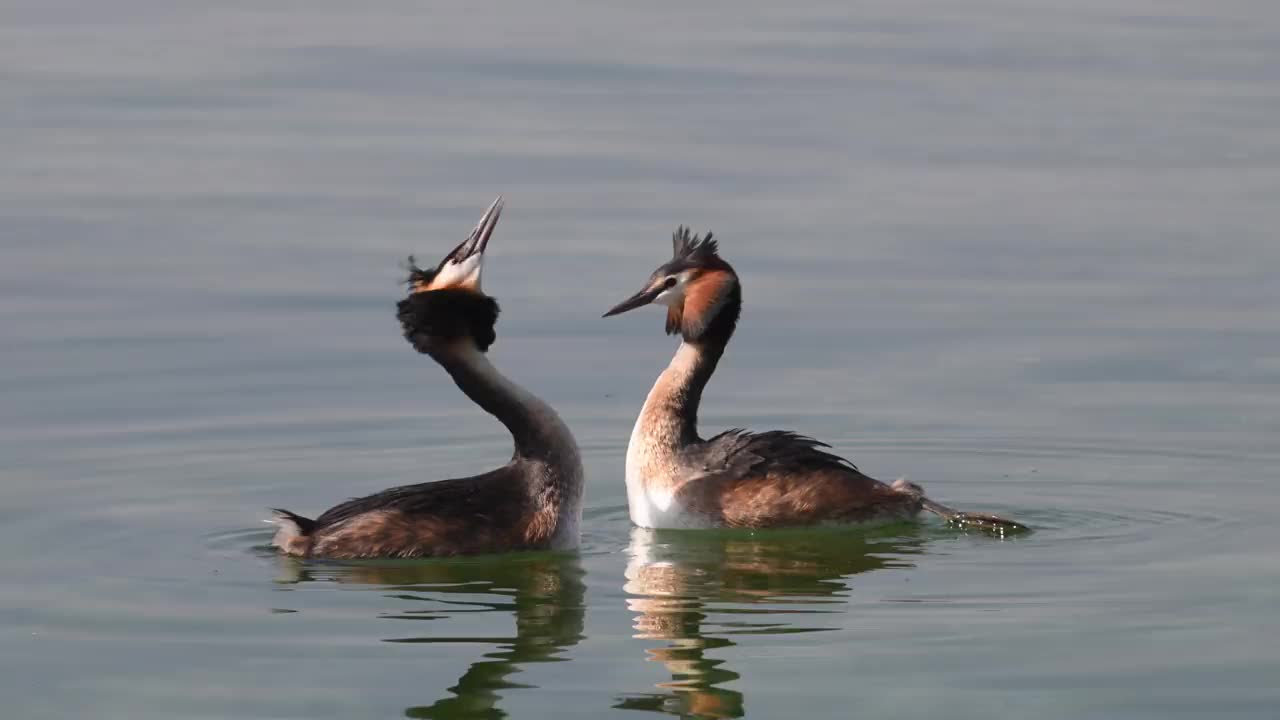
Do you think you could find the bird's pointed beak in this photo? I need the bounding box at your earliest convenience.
[427,196,503,292]
[602,283,663,317]
[459,195,503,261]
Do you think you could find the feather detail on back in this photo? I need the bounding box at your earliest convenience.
[682,429,858,479]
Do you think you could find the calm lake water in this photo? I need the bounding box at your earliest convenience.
[4,2,1279,718]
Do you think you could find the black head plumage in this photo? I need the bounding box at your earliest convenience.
[397,259,500,353]
[670,226,720,267]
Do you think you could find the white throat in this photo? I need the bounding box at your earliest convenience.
[624,342,713,529]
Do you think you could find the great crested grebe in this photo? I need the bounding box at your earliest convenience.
[272,198,583,558]
[603,227,1022,532]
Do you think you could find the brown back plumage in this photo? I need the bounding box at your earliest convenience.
[279,464,568,559]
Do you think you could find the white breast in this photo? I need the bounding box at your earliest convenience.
[624,417,716,530]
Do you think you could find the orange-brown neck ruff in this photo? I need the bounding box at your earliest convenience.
[676,270,735,340]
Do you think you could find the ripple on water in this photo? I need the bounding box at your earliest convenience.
[154,435,1275,720]
[198,435,1254,626]
[200,469,1240,574]
[204,526,278,557]
[827,435,1256,547]
[1016,505,1236,545]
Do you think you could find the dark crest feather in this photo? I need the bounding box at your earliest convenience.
[403,254,437,288]
[672,226,719,263]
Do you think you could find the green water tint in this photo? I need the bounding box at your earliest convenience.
[944,513,1032,537]
[251,508,1096,720]
[7,1,1280,717]
[273,527,932,719]
[614,527,926,718]
[277,553,586,720]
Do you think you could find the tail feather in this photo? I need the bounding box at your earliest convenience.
[270,508,316,556]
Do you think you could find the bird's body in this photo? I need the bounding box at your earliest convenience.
[606,227,1020,532]
[621,323,922,531]
[274,462,578,558]
[272,198,583,558]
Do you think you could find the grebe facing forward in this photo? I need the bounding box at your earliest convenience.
[603,227,1022,532]
[272,198,583,558]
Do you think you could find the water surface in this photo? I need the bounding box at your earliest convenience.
[4,2,1279,718]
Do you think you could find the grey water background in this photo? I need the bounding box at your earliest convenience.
[4,1,1279,718]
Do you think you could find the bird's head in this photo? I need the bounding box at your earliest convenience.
[603,226,741,344]
[397,197,504,354]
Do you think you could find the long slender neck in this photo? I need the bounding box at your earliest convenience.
[639,338,727,449]
[625,290,739,525]
[640,284,740,449]
[431,343,579,468]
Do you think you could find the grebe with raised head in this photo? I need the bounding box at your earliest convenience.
[271,198,583,557]
[603,227,1022,532]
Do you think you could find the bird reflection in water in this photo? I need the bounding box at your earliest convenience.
[276,552,585,719]
[615,526,924,718]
